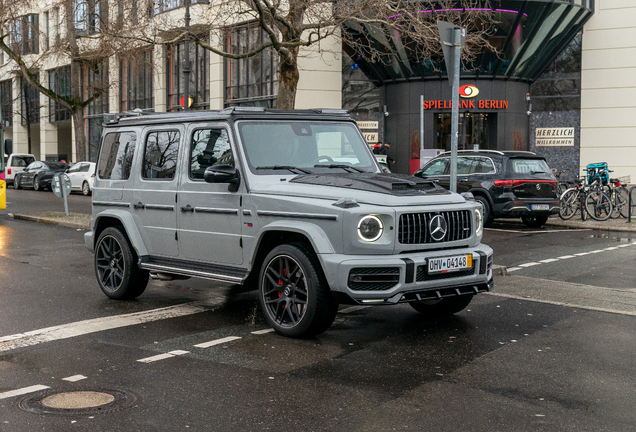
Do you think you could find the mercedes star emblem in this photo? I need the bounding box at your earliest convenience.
[429,215,448,241]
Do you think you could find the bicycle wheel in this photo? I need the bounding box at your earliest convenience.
[559,189,579,220]
[610,188,622,219]
[617,186,630,218]
[585,190,613,221]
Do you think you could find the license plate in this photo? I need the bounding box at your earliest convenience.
[428,254,472,274]
[531,204,549,210]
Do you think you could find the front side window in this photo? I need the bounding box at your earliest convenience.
[98,132,137,180]
[420,158,449,176]
[190,129,233,180]
[143,131,180,180]
[238,121,375,174]
[456,157,475,175]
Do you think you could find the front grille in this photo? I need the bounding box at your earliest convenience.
[348,267,400,291]
[398,210,472,244]
[416,265,476,282]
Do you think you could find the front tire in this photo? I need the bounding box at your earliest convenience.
[259,243,338,338]
[522,215,549,228]
[82,181,91,196]
[95,227,149,299]
[410,295,474,317]
[14,177,21,189]
[475,195,494,227]
[33,176,41,191]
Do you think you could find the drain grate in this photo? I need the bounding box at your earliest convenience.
[17,388,142,416]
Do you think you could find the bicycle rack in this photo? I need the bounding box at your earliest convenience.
[629,186,636,223]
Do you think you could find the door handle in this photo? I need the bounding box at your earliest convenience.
[180,205,194,213]
[133,202,145,209]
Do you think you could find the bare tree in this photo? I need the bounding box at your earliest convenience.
[0,0,149,161]
[129,0,496,109]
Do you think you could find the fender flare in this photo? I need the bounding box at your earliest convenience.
[93,210,148,257]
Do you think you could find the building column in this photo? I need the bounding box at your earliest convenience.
[39,75,57,161]
[209,31,224,110]
[154,45,166,112]
[12,77,29,155]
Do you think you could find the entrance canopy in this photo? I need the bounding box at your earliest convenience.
[344,0,594,83]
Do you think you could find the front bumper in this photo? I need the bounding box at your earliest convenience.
[319,243,493,304]
[85,231,95,253]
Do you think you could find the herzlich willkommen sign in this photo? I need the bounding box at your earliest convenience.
[535,127,574,146]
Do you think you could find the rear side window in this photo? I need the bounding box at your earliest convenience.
[143,131,180,180]
[11,156,35,167]
[99,132,137,180]
[508,158,550,174]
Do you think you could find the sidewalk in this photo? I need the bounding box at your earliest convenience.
[10,211,91,230]
[545,214,636,232]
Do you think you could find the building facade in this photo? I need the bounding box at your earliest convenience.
[2,0,636,182]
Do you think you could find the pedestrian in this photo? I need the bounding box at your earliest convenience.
[380,143,394,164]
[373,143,382,154]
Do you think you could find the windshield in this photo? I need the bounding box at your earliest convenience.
[507,158,551,174]
[237,121,377,174]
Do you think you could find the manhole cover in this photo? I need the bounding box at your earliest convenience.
[17,388,142,416]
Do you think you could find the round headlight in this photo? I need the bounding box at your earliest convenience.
[357,215,384,242]
[475,207,483,235]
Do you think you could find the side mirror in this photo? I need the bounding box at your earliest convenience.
[204,164,240,191]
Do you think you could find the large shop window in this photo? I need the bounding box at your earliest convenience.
[84,61,109,161]
[75,0,106,35]
[436,113,496,151]
[49,67,72,122]
[152,0,207,15]
[0,80,12,127]
[21,76,40,126]
[166,42,209,111]
[120,51,154,112]
[225,24,279,108]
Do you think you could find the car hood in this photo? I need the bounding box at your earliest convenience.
[249,172,465,206]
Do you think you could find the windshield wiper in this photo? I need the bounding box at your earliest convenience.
[256,165,310,174]
[313,164,364,173]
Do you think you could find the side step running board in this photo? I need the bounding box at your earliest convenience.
[139,257,249,284]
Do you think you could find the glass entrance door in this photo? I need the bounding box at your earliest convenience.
[436,113,496,151]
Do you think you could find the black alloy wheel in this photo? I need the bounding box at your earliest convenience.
[259,243,338,338]
[410,294,474,317]
[95,227,149,299]
[521,215,549,228]
[33,176,41,191]
[82,181,91,196]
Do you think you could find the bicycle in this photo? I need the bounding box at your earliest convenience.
[605,175,630,218]
[584,177,613,221]
[559,179,588,221]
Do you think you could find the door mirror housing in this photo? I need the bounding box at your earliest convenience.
[204,164,240,191]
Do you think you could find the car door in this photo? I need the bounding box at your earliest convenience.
[456,157,477,194]
[177,124,243,266]
[66,163,82,189]
[417,157,450,189]
[22,162,40,187]
[132,127,182,258]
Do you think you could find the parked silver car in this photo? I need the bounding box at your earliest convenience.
[85,108,493,337]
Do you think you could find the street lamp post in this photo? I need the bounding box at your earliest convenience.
[183,0,191,111]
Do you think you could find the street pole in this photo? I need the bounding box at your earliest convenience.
[420,95,424,154]
[183,0,191,111]
[449,27,461,193]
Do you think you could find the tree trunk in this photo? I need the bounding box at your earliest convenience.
[276,47,300,110]
[72,108,87,162]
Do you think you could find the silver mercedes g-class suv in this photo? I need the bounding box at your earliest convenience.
[86,107,493,337]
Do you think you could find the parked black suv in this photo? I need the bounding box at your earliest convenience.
[414,150,559,228]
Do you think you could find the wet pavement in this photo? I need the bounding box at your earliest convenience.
[1,209,635,431]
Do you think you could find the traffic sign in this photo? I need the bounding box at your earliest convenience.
[437,21,466,87]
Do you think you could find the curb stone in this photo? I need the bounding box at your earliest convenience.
[11,213,90,230]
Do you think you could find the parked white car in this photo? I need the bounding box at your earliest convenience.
[4,153,36,184]
[66,161,96,195]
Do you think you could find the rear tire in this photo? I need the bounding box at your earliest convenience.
[259,243,338,338]
[521,215,549,228]
[475,195,494,227]
[95,227,149,299]
[410,295,474,318]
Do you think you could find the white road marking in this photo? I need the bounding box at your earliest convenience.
[0,385,50,400]
[194,336,241,348]
[539,258,560,263]
[557,255,576,259]
[137,350,190,364]
[507,267,521,272]
[605,247,619,251]
[62,375,87,382]
[618,244,631,248]
[339,306,369,314]
[251,329,275,335]
[574,252,590,256]
[589,250,604,254]
[519,262,540,268]
[0,302,212,354]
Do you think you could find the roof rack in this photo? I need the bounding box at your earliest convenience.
[502,151,537,155]
[103,108,155,124]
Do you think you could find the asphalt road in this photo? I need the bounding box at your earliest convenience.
[1,210,635,431]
